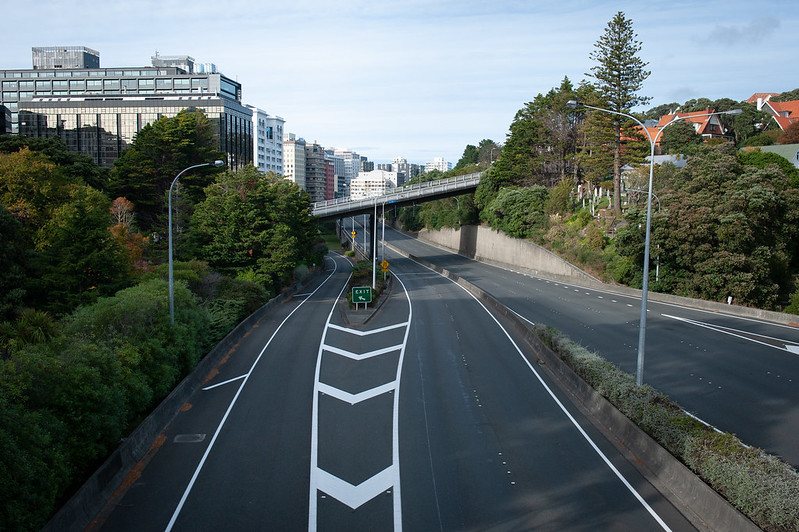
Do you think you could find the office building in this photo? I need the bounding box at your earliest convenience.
[247,105,284,175]
[32,46,100,70]
[2,47,253,168]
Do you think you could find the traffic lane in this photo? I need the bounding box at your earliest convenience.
[98,254,352,531]
[310,276,412,530]
[384,226,799,465]
[641,312,799,466]
[383,224,799,345]
[389,258,693,531]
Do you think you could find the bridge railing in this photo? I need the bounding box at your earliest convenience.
[312,171,484,217]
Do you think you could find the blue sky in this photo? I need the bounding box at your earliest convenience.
[4,0,797,165]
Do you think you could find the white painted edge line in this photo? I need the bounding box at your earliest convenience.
[202,374,247,391]
[509,308,536,327]
[164,255,343,532]
[323,343,403,360]
[663,313,799,354]
[318,381,396,405]
[424,264,672,532]
[315,466,395,510]
[328,321,409,336]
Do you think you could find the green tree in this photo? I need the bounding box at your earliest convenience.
[617,144,799,308]
[192,167,318,293]
[660,120,703,154]
[454,144,479,170]
[0,148,72,241]
[481,186,549,239]
[0,135,109,192]
[739,149,799,186]
[477,139,501,166]
[108,110,225,232]
[0,208,28,322]
[33,185,130,313]
[586,11,651,213]
[483,76,582,213]
[773,89,799,102]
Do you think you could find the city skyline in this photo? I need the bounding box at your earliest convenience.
[4,0,798,165]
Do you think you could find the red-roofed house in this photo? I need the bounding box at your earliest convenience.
[761,100,799,131]
[746,93,780,107]
[656,108,732,141]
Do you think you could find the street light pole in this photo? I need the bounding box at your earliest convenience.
[567,101,741,385]
[169,160,225,323]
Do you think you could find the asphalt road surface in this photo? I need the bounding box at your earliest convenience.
[97,250,696,531]
[377,223,799,469]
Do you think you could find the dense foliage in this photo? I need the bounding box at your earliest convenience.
[615,144,799,308]
[1,111,322,529]
[191,166,323,295]
[107,109,225,232]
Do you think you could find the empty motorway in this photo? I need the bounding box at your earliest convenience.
[96,249,697,530]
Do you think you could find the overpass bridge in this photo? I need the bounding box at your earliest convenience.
[311,171,484,220]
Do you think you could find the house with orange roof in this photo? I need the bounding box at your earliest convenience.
[746,92,780,107]
[761,100,799,131]
[655,108,732,141]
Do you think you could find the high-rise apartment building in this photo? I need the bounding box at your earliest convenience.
[304,142,327,203]
[425,157,452,173]
[350,169,396,199]
[283,134,306,190]
[2,47,253,168]
[247,105,284,175]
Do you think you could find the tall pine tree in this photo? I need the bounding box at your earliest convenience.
[586,11,650,213]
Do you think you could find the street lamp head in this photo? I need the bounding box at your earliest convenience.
[212,159,225,167]
[724,109,744,116]
[566,100,580,110]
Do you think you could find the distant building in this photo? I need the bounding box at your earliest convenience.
[32,46,99,69]
[654,108,732,142]
[283,134,306,189]
[350,169,396,199]
[4,46,253,168]
[360,156,374,173]
[304,141,327,203]
[247,105,284,175]
[324,159,335,200]
[425,157,452,173]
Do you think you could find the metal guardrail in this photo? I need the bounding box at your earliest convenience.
[312,171,484,218]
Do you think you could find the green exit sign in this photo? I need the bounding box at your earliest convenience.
[352,286,372,303]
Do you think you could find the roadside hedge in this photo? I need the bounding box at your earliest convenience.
[536,324,799,532]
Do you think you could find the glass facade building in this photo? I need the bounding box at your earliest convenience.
[2,61,252,168]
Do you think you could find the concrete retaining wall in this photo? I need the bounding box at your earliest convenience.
[418,225,603,287]
[44,275,320,532]
[418,225,799,326]
[392,244,759,532]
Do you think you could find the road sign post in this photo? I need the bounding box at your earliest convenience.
[352,286,372,310]
[380,260,389,280]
